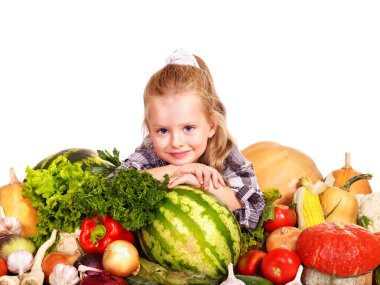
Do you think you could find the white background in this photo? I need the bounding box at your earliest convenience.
[1,1,379,192]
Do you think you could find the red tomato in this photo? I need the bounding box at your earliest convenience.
[236,249,267,275]
[261,248,301,285]
[263,205,297,232]
[0,258,7,276]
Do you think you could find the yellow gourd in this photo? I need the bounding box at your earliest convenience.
[0,168,38,237]
[319,174,372,224]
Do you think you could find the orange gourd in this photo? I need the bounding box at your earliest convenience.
[330,152,372,194]
[241,141,322,205]
[0,168,38,237]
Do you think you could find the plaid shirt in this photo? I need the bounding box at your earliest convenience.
[118,137,265,230]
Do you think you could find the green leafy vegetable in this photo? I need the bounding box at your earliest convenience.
[23,153,169,247]
[240,188,282,254]
[72,168,169,231]
[90,148,121,176]
[375,265,380,285]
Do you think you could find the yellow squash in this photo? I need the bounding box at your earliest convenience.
[0,168,38,237]
[319,173,372,224]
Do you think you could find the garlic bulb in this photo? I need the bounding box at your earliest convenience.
[220,263,245,285]
[0,205,22,237]
[56,231,81,256]
[49,263,80,285]
[6,250,34,275]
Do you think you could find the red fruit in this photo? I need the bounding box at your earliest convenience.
[263,205,297,232]
[236,249,267,275]
[261,248,301,285]
[0,258,7,276]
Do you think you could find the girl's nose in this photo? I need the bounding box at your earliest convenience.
[171,132,184,148]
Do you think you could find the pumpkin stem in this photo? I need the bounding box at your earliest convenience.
[9,168,21,185]
[342,173,372,191]
[344,152,352,168]
[335,223,345,230]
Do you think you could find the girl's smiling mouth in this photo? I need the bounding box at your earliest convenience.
[169,150,190,159]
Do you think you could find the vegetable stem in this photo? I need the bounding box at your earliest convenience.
[342,173,372,191]
[90,225,107,245]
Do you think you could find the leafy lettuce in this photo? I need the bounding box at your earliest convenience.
[23,155,169,246]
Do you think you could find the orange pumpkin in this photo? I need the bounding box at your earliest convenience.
[241,141,322,205]
[0,168,38,237]
[330,152,372,194]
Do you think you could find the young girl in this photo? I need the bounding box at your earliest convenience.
[119,49,264,230]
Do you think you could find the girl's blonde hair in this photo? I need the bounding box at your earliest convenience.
[143,54,234,173]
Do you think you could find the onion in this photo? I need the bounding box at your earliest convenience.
[102,240,139,278]
[42,251,79,283]
[76,253,104,276]
[266,226,301,252]
[80,273,128,285]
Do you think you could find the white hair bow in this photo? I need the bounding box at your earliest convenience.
[165,48,199,68]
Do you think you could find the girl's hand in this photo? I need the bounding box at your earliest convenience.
[168,173,201,189]
[170,163,225,190]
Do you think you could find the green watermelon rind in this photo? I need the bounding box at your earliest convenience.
[33,148,111,170]
[138,185,241,280]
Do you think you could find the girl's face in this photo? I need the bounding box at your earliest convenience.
[147,93,216,165]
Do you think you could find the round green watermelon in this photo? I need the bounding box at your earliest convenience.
[33,148,111,171]
[137,185,241,280]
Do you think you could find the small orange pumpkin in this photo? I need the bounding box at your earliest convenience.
[329,152,372,194]
[0,168,38,237]
[242,141,322,205]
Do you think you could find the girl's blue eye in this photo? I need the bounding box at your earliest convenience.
[184,125,194,132]
[158,128,168,135]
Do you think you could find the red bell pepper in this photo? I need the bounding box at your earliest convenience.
[79,216,135,254]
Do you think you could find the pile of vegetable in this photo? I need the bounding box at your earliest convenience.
[1,143,380,285]
[0,148,249,284]
[238,146,380,285]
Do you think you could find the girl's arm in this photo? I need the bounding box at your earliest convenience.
[145,164,177,181]
[147,163,225,190]
[156,164,242,211]
[207,184,243,211]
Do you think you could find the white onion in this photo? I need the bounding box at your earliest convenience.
[102,240,140,277]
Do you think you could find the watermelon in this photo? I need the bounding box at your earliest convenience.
[137,185,241,280]
[33,148,112,172]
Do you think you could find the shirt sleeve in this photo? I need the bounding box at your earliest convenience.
[223,146,265,230]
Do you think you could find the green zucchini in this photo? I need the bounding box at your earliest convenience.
[375,265,380,285]
[235,274,273,285]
